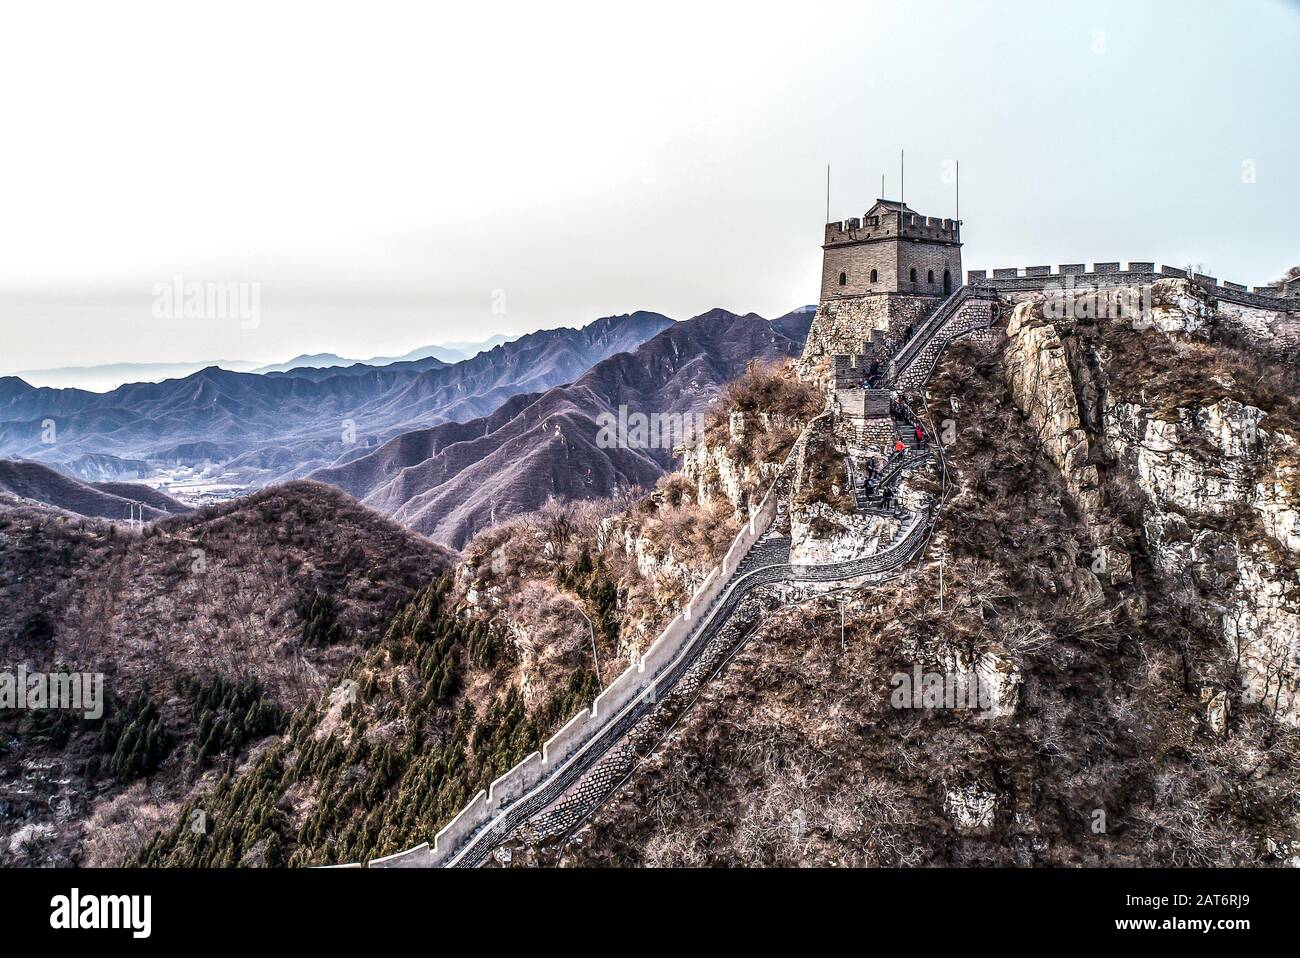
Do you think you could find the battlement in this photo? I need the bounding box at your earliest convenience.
[832,353,866,388]
[824,211,960,247]
[966,261,1298,310]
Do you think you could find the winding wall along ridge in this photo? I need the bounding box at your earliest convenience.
[444,506,933,868]
[366,286,989,869]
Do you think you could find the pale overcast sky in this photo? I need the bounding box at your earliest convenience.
[1,0,1297,378]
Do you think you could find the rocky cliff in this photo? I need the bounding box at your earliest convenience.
[1002,279,1298,721]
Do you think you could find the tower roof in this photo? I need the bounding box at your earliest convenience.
[865,198,918,217]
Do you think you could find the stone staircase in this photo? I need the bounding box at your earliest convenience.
[889,285,969,376]
[735,530,791,574]
[890,284,1001,391]
[846,404,930,514]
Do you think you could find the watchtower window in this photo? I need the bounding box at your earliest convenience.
[838,272,847,286]
[870,269,878,283]
[927,269,935,284]
[910,268,917,283]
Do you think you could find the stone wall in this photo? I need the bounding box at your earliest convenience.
[898,240,960,297]
[968,262,1298,312]
[803,294,938,360]
[821,235,960,300]
[834,386,889,415]
[892,288,1000,392]
[369,471,785,869]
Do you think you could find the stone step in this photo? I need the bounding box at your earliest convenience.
[736,536,790,574]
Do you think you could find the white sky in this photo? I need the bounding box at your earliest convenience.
[1,0,1297,377]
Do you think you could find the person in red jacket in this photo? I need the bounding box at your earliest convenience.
[894,438,906,456]
[915,425,925,446]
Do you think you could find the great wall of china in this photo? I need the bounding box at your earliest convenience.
[334,244,1296,868]
[337,281,989,868]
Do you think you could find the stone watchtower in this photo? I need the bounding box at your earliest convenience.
[822,200,961,299]
[804,199,963,359]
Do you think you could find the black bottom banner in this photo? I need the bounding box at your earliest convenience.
[0,866,1279,946]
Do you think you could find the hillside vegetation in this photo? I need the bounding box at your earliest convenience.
[0,459,189,521]
[0,481,451,866]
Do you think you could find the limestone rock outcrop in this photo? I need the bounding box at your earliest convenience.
[999,281,1299,721]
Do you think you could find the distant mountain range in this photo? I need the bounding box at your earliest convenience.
[247,334,514,375]
[0,315,671,487]
[10,335,515,391]
[10,360,264,393]
[0,307,814,546]
[310,308,813,546]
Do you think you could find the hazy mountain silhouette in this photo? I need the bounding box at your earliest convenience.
[0,314,673,486]
[310,309,812,546]
[248,334,514,374]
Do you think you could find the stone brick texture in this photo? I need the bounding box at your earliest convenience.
[821,205,961,300]
[804,294,937,359]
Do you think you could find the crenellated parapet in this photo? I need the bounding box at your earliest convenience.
[824,212,960,248]
[967,262,1298,311]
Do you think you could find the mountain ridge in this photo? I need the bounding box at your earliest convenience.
[0,313,675,489]
[0,459,190,521]
[310,308,812,546]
